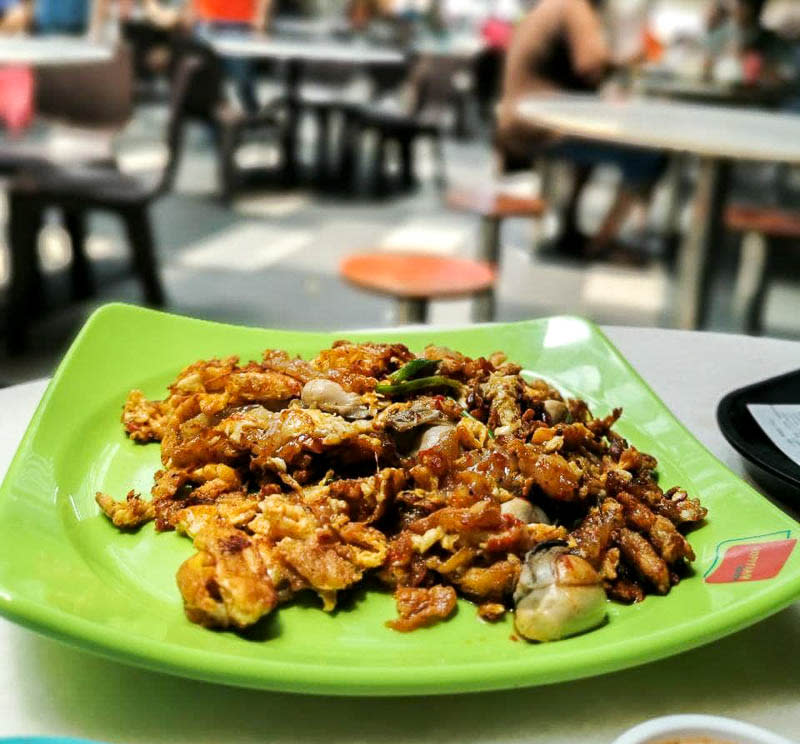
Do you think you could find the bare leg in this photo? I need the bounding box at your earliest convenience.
[562,164,591,237]
[585,186,639,257]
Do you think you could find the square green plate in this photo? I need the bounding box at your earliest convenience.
[1,303,798,695]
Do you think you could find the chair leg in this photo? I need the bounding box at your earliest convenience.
[472,287,495,323]
[217,123,240,204]
[7,195,44,354]
[399,135,415,190]
[395,298,427,324]
[480,216,502,264]
[742,232,774,336]
[122,208,165,307]
[314,108,331,186]
[373,133,390,198]
[432,134,446,191]
[338,111,360,193]
[64,209,94,300]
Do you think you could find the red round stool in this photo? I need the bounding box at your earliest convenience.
[446,188,547,263]
[340,252,497,324]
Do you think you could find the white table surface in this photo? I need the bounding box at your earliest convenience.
[517,92,800,164]
[413,35,486,58]
[208,33,405,65]
[0,36,112,66]
[1,327,799,744]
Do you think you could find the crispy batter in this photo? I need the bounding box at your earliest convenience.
[176,522,278,628]
[96,490,154,529]
[100,340,706,638]
[122,391,168,442]
[387,585,458,631]
[617,528,671,595]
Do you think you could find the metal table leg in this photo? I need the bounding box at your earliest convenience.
[531,155,555,252]
[661,154,685,236]
[675,157,732,329]
[280,57,301,186]
[479,216,501,264]
[395,298,427,324]
[472,287,495,322]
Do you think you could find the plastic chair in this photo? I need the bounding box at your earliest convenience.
[170,40,284,201]
[4,54,205,353]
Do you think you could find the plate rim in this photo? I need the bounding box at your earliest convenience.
[717,370,800,491]
[1,302,799,695]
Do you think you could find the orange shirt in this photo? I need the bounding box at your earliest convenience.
[194,0,257,24]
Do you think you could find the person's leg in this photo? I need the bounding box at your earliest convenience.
[562,163,592,238]
[585,186,640,257]
[228,56,259,114]
[551,141,666,259]
[543,141,596,255]
[589,149,667,258]
[198,22,259,114]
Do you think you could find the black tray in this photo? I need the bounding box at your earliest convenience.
[717,368,800,501]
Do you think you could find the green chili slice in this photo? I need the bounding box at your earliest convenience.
[376,375,461,396]
[389,358,441,383]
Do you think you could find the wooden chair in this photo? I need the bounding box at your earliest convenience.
[725,204,800,335]
[340,252,496,323]
[4,54,206,353]
[446,188,547,263]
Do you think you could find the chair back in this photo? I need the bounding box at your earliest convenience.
[169,38,226,123]
[302,60,357,88]
[122,18,175,87]
[412,56,471,115]
[155,48,220,195]
[35,43,134,128]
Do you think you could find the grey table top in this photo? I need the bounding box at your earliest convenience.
[0,326,798,743]
[517,92,800,163]
[208,33,406,65]
[0,35,112,66]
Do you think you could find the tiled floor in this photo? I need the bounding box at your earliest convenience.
[1,102,797,384]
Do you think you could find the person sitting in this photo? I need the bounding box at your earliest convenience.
[0,0,32,34]
[496,0,667,261]
[31,0,108,38]
[145,0,271,113]
[704,0,795,85]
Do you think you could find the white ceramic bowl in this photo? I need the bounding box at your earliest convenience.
[612,715,797,744]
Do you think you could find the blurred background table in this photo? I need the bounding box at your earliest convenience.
[0,325,798,744]
[208,33,406,65]
[517,93,800,330]
[208,33,406,185]
[0,35,112,66]
[634,73,794,109]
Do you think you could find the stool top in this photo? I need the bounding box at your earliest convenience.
[726,204,800,238]
[340,253,496,299]
[446,188,546,218]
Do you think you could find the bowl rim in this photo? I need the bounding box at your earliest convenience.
[612,714,796,744]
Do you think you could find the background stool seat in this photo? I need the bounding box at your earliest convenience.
[340,252,496,324]
[445,186,546,263]
[446,188,546,219]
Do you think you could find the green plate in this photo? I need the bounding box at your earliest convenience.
[1,303,798,695]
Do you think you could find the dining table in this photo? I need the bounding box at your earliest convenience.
[207,33,406,185]
[634,73,793,109]
[516,92,800,330]
[0,324,798,743]
[0,35,112,66]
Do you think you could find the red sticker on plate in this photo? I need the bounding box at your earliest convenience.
[705,538,796,584]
